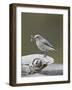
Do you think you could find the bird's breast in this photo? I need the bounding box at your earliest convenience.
[36,40,45,51]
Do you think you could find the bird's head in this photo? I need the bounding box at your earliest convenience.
[34,34,42,40]
[30,34,42,42]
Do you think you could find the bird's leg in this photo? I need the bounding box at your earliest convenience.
[44,51,48,57]
[41,51,44,55]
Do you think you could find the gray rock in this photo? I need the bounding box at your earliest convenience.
[40,64,63,75]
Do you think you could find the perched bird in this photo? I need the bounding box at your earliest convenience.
[31,34,55,57]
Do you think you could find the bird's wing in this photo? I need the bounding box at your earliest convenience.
[41,38,54,48]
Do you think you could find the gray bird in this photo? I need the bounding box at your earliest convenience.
[31,34,55,57]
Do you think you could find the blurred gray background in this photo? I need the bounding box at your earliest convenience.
[21,13,63,64]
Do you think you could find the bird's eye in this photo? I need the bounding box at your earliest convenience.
[36,36,39,38]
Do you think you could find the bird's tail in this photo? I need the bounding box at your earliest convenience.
[52,48,57,53]
[53,48,56,51]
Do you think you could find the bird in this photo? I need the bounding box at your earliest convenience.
[31,34,56,57]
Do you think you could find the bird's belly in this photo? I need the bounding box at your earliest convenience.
[36,41,47,51]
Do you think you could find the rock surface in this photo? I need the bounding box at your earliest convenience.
[40,64,63,75]
[21,64,63,77]
[22,54,54,65]
[21,54,63,77]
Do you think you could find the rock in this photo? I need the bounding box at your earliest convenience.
[21,54,54,65]
[21,64,31,76]
[40,64,63,75]
[21,54,54,75]
[21,64,63,77]
[32,58,48,72]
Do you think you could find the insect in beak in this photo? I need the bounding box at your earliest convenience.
[30,35,34,42]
